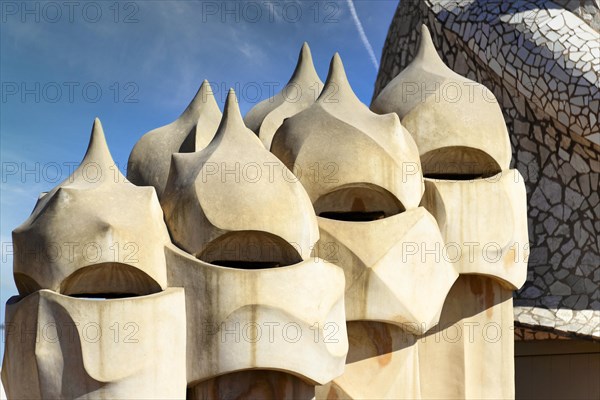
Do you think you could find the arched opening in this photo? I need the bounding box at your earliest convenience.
[60,263,162,298]
[199,230,303,269]
[314,183,405,221]
[421,146,502,180]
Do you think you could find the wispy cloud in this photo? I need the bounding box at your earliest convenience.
[345,0,379,70]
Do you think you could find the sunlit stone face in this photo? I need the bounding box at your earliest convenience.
[161,89,319,268]
[128,81,222,199]
[12,120,171,297]
[271,53,458,331]
[2,22,535,398]
[371,25,512,178]
[272,53,424,214]
[245,42,323,150]
[158,91,347,387]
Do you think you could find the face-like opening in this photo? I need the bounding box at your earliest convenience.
[60,263,162,298]
[314,183,405,222]
[421,146,502,180]
[198,230,303,269]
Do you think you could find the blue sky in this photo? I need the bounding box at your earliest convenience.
[0,0,399,327]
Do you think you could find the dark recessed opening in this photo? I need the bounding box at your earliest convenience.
[421,146,502,180]
[199,230,302,270]
[319,211,386,222]
[315,183,404,222]
[69,293,139,300]
[178,126,197,152]
[423,173,486,181]
[60,263,162,298]
[210,260,281,269]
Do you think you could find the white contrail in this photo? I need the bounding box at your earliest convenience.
[346,0,379,70]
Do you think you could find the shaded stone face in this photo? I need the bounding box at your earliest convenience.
[374,0,599,337]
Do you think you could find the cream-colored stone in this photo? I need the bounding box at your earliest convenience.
[316,321,421,400]
[314,208,458,332]
[244,43,323,149]
[271,53,423,212]
[12,119,171,297]
[165,244,348,385]
[3,31,532,398]
[161,89,319,263]
[421,170,529,289]
[417,275,515,399]
[188,370,315,400]
[371,25,512,177]
[1,288,186,400]
[128,81,221,198]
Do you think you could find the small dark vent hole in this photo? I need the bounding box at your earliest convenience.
[423,173,486,181]
[69,293,139,300]
[319,211,386,222]
[211,261,282,269]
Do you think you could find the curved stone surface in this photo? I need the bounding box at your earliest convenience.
[188,370,315,400]
[314,208,458,332]
[161,89,318,263]
[165,245,348,386]
[244,43,323,149]
[127,81,221,198]
[1,288,186,400]
[318,276,516,400]
[420,170,529,289]
[271,53,423,212]
[372,25,512,177]
[375,1,600,145]
[416,275,515,399]
[316,321,420,400]
[374,0,600,334]
[12,119,171,297]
